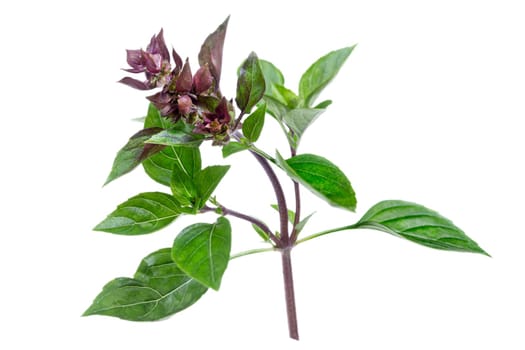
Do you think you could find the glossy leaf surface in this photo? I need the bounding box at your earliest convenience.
[105,128,165,185]
[170,147,201,207]
[172,217,232,290]
[222,142,249,158]
[83,249,207,321]
[94,192,180,235]
[236,52,265,113]
[354,200,488,255]
[145,127,204,147]
[194,165,230,209]
[142,104,174,185]
[276,152,356,211]
[199,16,229,85]
[242,103,266,143]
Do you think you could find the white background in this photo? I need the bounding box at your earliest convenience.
[1,0,524,348]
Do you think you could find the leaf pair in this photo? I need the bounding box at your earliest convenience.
[85,217,232,321]
[83,248,207,321]
[95,164,230,236]
[166,142,229,212]
[259,46,355,147]
[104,108,204,186]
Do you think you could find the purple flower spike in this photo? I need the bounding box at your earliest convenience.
[125,50,146,73]
[121,29,172,90]
[147,29,170,63]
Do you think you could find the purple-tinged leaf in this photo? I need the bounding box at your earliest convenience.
[126,49,145,72]
[172,48,183,71]
[147,28,170,62]
[105,128,165,185]
[198,16,229,86]
[119,77,152,90]
[236,52,265,114]
[147,91,175,116]
[143,51,162,74]
[176,59,193,93]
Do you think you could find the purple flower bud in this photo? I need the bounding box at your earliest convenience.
[193,65,214,94]
[177,95,193,115]
[121,29,173,91]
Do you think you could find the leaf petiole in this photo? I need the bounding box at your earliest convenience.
[295,225,355,245]
[230,247,276,260]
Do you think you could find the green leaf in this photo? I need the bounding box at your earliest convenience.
[276,152,357,211]
[142,105,201,188]
[105,128,165,185]
[142,147,176,186]
[259,59,284,94]
[83,249,207,321]
[353,200,489,255]
[272,84,300,108]
[222,142,249,158]
[252,224,270,242]
[94,192,180,235]
[296,212,315,234]
[134,248,207,297]
[172,217,232,290]
[259,60,290,120]
[271,204,296,224]
[142,104,175,186]
[145,127,204,147]
[242,103,266,143]
[299,46,356,107]
[263,95,289,121]
[236,52,266,114]
[314,100,332,109]
[143,103,169,129]
[170,147,202,207]
[194,165,230,209]
[270,204,314,235]
[283,108,326,140]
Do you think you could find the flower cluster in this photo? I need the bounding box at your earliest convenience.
[119,29,234,143]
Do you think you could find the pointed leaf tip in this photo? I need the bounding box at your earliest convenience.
[355,200,489,255]
[236,52,265,114]
[198,16,230,86]
[299,45,356,107]
[104,128,165,185]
